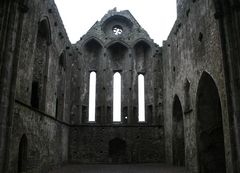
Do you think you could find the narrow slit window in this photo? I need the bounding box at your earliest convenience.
[31,81,39,109]
[113,72,121,122]
[138,74,145,122]
[88,72,96,122]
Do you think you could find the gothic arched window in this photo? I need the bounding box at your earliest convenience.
[88,71,96,122]
[113,72,121,122]
[138,74,145,122]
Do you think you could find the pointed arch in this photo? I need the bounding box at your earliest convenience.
[172,95,185,166]
[133,40,151,56]
[18,134,28,173]
[196,71,226,173]
[107,42,129,71]
[83,37,103,70]
[31,17,51,110]
[38,16,52,45]
[106,41,130,50]
[31,16,52,110]
[134,40,151,72]
[83,38,103,56]
[56,51,66,120]
[59,51,66,69]
[82,37,103,49]
[133,39,152,49]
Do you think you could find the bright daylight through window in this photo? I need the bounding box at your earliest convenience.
[113,72,121,122]
[138,74,145,122]
[88,71,96,122]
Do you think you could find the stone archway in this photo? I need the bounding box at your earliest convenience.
[196,72,226,173]
[109,138,127,163]
[18,135,28,173]
[172,95,185,166]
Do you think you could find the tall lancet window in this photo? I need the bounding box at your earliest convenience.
[138,74,145,122]
[113,72,121,122]
[89,71,96,122]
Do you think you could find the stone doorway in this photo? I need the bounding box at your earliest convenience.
[172,95,185,166]
[196,72,226,173]
[18,135,28,173]
[109,138,127,163]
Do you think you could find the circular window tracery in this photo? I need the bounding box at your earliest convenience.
[112,25,123,35]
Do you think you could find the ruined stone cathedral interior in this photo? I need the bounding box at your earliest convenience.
[1,0,240,173]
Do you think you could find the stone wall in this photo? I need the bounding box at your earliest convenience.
[162,0,234,172]
[0,0,73,172]
[8,101,69,173]
[15,0,72,120]
[69,9,164,164]
[69,125,165,163]
[71,9,163,125]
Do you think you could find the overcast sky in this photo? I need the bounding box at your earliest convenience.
[55,0,177,45]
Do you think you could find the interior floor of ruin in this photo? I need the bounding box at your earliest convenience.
[49,164,187,173]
